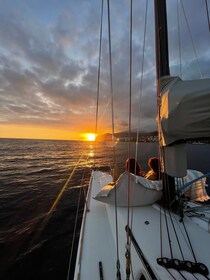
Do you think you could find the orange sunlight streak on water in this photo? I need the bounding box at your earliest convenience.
[30,150,86,245]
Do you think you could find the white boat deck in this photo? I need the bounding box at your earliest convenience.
[74,171,210,280]
[74,171,117,279]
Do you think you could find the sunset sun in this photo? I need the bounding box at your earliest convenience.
[86,133,96,141]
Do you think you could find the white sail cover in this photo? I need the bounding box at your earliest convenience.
[160,76,210,146]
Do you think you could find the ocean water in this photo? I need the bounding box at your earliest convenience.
[0,138,209,280]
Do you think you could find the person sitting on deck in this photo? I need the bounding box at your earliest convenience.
[145,157,161,180]
[126,158,145,177]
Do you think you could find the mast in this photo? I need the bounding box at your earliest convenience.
[154,0,170,78]
[154,0,176,208]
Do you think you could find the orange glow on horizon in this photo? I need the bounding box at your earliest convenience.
[0,123,108,141]
[0,124,83,141]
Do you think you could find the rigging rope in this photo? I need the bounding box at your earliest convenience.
[95,0,104,140]
[205,0,210,32]
[168,210,185,261]
[180,0,203,78]
[131,3,149,279]
[126,0,133,242]
[66,167,86,280]
[182,220,197,263]
[107,0,115,145]
[176,0,182,78]
[107,0,121,278]
[107,0,117,180]
[136,0,148,147]
[125,0,133,279]
[135,0,148,158]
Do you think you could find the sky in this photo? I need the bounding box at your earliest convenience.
[0,0,209,140]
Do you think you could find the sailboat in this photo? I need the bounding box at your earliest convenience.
[74,1,210,279]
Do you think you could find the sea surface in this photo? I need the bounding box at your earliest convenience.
[0,138,209,280]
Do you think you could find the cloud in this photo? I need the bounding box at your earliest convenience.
[0,2,98,130]
[0,0,209,138]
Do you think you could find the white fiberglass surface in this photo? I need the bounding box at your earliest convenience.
[75,171,210,280]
